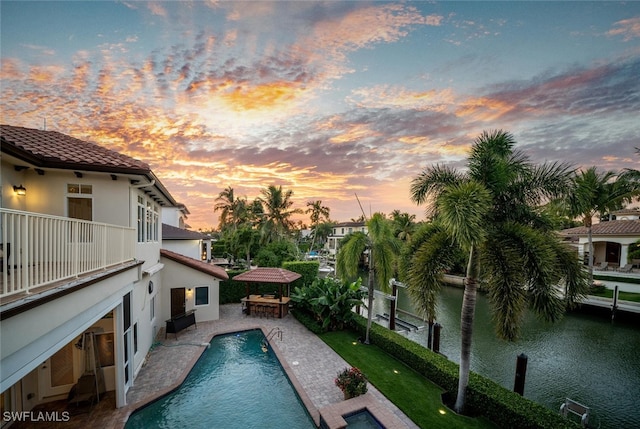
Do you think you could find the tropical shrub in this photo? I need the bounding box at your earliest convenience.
[291,277,365,331]
[335,367,368,398]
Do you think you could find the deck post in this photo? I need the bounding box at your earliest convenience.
[514,353,528,395]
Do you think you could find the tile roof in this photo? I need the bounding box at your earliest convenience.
[232,267,302,284]
[1,124,150,174]
[160,249,229,280]
[162,223,209,240]
[561,220,640,236]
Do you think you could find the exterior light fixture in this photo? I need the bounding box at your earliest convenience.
[13,185,26,196]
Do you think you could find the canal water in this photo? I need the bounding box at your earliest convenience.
[367,284,640,429]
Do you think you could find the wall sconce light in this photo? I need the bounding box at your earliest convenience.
[13,185,26,196]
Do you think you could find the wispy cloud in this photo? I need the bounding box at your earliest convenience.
[607,16,640,41]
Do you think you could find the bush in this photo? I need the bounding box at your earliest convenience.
[335,367,368,398]
[348,315,578,429]
[291,277,365,331]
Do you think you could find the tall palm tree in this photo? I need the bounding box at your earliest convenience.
[336,212,399,344]
[258,185,303,243]
[407,130,588,413]
[214,186,237,230]
[306,200,331,252]
[563,167,638,284]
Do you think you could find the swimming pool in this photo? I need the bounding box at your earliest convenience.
[125,329,315,428]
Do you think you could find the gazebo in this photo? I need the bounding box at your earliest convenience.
[233,267,302,318]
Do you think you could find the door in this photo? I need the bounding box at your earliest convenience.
[171,288,186,318]
[39,342,75,398]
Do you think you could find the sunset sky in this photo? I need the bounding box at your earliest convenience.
[2,1,639,230]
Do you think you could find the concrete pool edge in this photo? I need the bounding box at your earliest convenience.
[318,394,405,429]
[117,325,320,428]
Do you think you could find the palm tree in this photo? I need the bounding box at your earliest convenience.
[407,130,588,413]
[258,185,303,244]
[390,210,417,242]
[314,221,336,250]
[214,186,237,230]
[336,212,399,344]
[306,200,331,252]
[563,167,638,284]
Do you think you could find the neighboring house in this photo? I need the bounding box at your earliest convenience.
[560,209,640,268]
[325,221,367,256]
[0,125,228,417]
[162,223,211,262]
[162,203,190,230]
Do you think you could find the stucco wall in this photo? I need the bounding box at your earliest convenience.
[159,257,220,323]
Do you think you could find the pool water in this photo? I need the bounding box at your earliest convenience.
[344,409,385,428]
[125,329,315,428]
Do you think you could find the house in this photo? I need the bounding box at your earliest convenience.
[325,221,367,256]
[560,209,640,268]
[162,223,212,262]
[0,125,228,418]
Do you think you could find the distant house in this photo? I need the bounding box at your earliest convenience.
[0,125,227,415]
[560,209,640,268]
[162,223,212,262]
[325,221,367,256]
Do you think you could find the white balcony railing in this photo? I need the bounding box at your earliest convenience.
[1,209,136,298]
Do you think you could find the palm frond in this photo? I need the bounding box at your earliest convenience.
[405,227,455,320]
[410,164,463,206]
[437,181,492,250]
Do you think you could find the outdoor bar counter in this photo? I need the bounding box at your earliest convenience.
[241,295,291,318]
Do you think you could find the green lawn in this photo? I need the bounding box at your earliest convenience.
[590,288,640,302]
[319,330,496,429]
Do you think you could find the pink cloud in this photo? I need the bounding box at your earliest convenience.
[608,17,640,41]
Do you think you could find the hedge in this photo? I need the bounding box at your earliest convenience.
[282,260,319,289]
[348,316,579,429]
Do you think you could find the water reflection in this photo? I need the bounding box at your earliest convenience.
[367,284,640,429]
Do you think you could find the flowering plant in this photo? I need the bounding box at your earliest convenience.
[335,367,367,398]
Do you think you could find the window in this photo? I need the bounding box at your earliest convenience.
[123,293,131,331]
[195,287,209,306]
[137,196,145,242]
[150,296,155,321]
[123,292,132,387]
[67,184,93,220]
[133,323,138,354]
[137,196,159,243]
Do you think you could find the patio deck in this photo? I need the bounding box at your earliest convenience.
[9,304,418,429]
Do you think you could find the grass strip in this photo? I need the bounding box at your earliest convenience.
[319,330,496,429]
[589,289,640,302]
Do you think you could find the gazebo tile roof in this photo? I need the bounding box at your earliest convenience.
[232,267,301,284]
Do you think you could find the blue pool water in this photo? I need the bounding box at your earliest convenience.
[344,409,385,428]
[125,330,315,428]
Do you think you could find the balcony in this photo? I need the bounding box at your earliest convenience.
[1,209,136,299]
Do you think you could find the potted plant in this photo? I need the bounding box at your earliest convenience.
[335,367,367,400]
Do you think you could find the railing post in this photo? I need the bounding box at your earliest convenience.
[73,221,79,278]
[21,213,30,294]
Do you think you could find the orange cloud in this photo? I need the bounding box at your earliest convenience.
[329,123,380,143]
[455,97,515,121]
[221,81,304,111]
